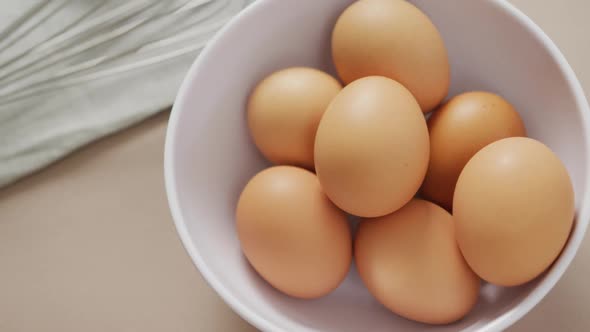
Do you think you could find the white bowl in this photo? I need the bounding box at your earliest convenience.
[164,0,590,331]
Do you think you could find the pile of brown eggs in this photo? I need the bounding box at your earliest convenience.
[235,0,574,324]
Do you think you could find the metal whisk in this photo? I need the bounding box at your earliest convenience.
[0,0,250,107]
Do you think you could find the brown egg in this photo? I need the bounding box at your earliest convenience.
[236,166,351,299]
[314,76,429,218]
[454,137,575,286]
[332,0,449,112]
[247,67,342,169]
[356,199,480,324]
[421,92,527,211]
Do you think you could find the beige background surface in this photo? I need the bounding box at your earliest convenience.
[0,1,589,331]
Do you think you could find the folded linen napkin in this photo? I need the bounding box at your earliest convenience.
[0,0,251,187]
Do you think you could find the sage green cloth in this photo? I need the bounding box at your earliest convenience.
[0,0,251,187]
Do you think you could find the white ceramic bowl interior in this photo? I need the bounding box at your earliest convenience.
[165,0,590,331]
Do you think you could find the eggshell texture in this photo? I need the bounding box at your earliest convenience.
[355,199,480,324]
[236,166,352,299]
[248,67,342,169]
[314,76,429,218]
[332,0,449,112]
[454,137,575,286]
[421,91,527,211]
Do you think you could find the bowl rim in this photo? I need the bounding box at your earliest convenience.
[164,0,590,331]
